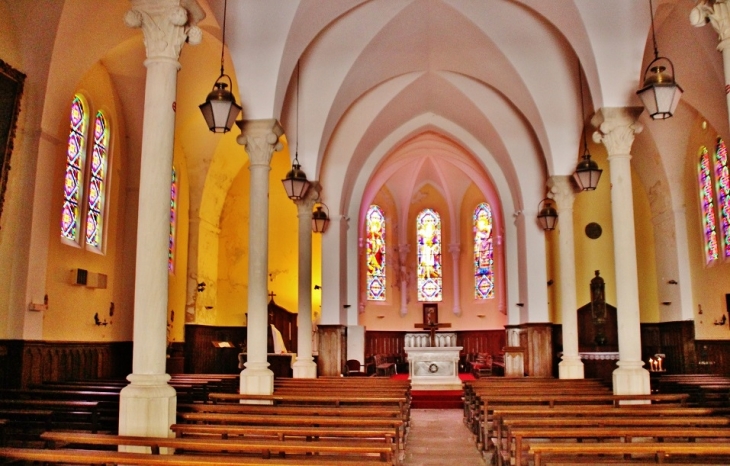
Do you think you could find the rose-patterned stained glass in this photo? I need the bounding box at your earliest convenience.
[699,146,719,263]
[85,112,108,248]
[366,205,386,301]
[715,138,730,258]
[417,209,442,302]
[169,167,177,273]
[474,203,494,299]
[61,96,87,241]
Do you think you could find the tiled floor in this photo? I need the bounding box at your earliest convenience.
[402,409,487,466]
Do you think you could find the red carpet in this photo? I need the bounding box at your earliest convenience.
[391,373,472,409]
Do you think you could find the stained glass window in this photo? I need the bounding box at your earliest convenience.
[417,209,442,302]
[699,146,719,263]
[169,166,177,273]
[715,138,730,259]
[85,111,108,249]
[474,203,494,299]
[61,95,87,242]
[366,205,386,300]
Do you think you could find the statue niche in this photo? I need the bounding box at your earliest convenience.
[577,270,618,351]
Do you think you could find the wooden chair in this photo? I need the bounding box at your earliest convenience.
[374,354,395,377]
[343,359,368,377]
[471,353,493,378]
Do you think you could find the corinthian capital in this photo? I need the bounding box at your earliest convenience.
[125,0,205,61]
[691,1,730,49]
[547,176,576,211]
[591,107,644,156]
[236,119,284,166]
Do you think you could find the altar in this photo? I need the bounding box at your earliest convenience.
[404,332,462,391]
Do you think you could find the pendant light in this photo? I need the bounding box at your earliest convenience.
[537,198,558,231]
[282,62,311,200]
[199,0,242,133]
[573,64,602,191]
[636,0,683,120]
[312,202,330,233]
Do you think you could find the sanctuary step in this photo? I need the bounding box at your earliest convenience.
[411,390,463,409]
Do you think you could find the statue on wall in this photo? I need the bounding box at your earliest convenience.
[590,270,608,345]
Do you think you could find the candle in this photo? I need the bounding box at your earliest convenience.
[658,357,663,371]
[649,358,654,371]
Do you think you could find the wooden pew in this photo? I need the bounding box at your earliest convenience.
[0,446,386,465]
[0,408,54,444]
[0,419,5,447]
[178,412,405,450]
[179,403,404,422]
[529,442,730,466]
[0,399,101,433]
[507,426,730,466]
[40,431,397,465]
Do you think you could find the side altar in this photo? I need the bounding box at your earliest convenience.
[404,304,462,390]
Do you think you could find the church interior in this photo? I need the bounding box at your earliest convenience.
[2,0,730,463]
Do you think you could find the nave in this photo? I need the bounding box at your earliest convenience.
[4,373,730,464]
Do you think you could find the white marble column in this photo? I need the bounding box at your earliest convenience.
[549,176,583,379]
[236,119,283,394]
[692,1,730,132]
[449,244,462,316]
[592,107,650,395]
[292,183,320,378]
[119,0,204,440]
[397,244,410,316]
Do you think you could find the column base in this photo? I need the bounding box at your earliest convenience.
[613,360,650,397]
[240,362,274,397]
[558,356,585,379]
[118,373,176,451]
[292,358,317,378]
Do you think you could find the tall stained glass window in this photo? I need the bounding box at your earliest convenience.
[61,95,87,241]
[474,203,494,299]
[85,111,108,249]
[366,205,386,300]
[417,209,442,302]
[699,146,719,263]
[169,166,177,273]
[715,138,730,259]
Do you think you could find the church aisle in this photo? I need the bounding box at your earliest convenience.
[402,408,486,466]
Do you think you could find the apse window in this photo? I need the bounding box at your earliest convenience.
[61,95,110,251]
[474,202,495,299]
[365,204,386,301]
[417,208,442,302]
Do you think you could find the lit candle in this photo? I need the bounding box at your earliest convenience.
[649,358,654,371]
[658,357,663,371]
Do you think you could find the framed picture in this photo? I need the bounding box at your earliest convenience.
[423,303,438,326]
[0,59,25,227]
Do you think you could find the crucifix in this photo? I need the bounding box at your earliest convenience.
[414,304,450,347]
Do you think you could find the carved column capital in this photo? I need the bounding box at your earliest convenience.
[237,119,284,166]
[125,0,205,61]
[547,176,576,212]
[691,1,730,50]
[591,107,644,156]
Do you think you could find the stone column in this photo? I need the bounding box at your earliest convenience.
[292,183,321,378]
[592,107,650,395]
[692,1,730,132]
[119,0,204,439]
[236,119,283,394]
[397,244,410,316]
[549,176,583,379]
[449,244,462,316]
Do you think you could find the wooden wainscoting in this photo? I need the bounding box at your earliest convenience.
[184,325,246,374]
[0,340,132,389]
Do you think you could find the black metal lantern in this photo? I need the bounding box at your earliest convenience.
[312,203,330,233]
[199,0,241,133]
[636,0,682,120]
[282,153,310,201]
[573,64,602,191]
[537,198,558,231]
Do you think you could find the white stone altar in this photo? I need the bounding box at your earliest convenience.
[404,332,462,390]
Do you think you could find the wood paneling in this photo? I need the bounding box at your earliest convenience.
[184,325,246,374]
[0,340,132,388]
[365,330,505,362]
[523,323,553,377]
[317,325,346,377]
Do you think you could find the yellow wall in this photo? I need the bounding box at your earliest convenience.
[633,164,659,322]
[43,63,131,341]
[686,117,730,340]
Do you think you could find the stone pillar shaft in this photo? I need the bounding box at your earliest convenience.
[293,184,320,378]
[236,119,283,394]
[550,176,583,379]
[592,107,650,395]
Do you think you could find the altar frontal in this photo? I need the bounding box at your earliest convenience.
[404,304,462,390]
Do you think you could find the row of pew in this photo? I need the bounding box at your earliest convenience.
[463,376,730,465]
[0,374,410,465]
